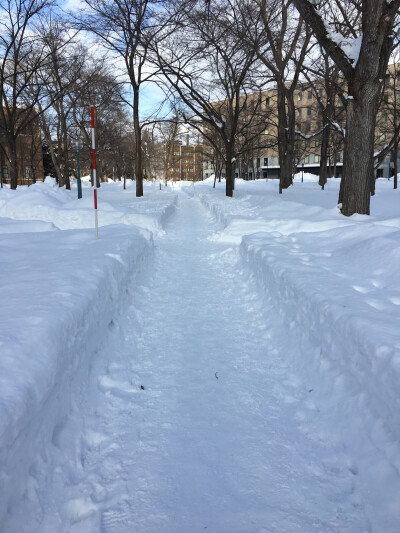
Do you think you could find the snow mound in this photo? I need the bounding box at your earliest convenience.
[0,180,177,528]
[197,177,400,474]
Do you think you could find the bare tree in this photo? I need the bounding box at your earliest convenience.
[32,20,89,189]
[302,48,346,189]
[154,0,263,197]
[242,0,313,192]
[34,20,130,189]
[74,0,172,197]
[293,0,400,215]
[0,0,53,189]
[69,64,129,186]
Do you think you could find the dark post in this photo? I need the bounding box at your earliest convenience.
[73,138,83,199]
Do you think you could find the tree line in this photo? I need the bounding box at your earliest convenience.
[1,0,399,215]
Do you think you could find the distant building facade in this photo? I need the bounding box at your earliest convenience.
[167,141,203,181]
[202,65,400,181]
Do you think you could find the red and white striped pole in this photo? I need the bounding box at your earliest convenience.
[91,105,98,240]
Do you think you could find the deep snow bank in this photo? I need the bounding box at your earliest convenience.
[0,226,152,526]
[197,177,400,473]
[240,230,400,466]
[0,180,177,528]
[0,178,177,234]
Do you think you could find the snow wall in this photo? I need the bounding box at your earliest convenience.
[199,186,400,479]
[239,235,400,474]
[0,226,153,529]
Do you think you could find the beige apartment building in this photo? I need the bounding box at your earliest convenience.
[203,66,400,181]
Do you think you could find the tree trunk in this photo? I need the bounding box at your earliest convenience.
[42,119,62,184]
[394,142,398,189]
[133,87,143,197]
[328,156,333,178]
[225,157,234,197]
[341,87,380,216]
[62,127,71,190]
[223,139,236,197]
[370,167,376,197]
[9,146,18,190]
[277,84,295,191]
[97,158,103,187]
[319,117,330,190]
[338,160,344,204]
[278,156,293,193]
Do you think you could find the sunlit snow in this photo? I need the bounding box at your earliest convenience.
[0,175,399,532]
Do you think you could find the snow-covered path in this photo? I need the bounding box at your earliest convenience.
[11,192,379,532]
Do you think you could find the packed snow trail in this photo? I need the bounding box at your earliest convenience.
[7,192,375,532]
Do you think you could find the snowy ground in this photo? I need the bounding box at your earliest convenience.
[0,176,399,532]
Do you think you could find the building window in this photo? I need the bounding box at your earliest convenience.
[25,166,30,183]
[257,158,260,168]
[317,88,323,97]
[265,97,270,106]
[297,108,302,117]
[314,155,320,163]
[298,92,303,101]
[2,166,8,183]
[308,90,313,99]
[263,157,268,166]
[304,156,309,164]
[380,132,386,142]
[307,107,311,115]
[305,122,311,133]
[264,127,269,135]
